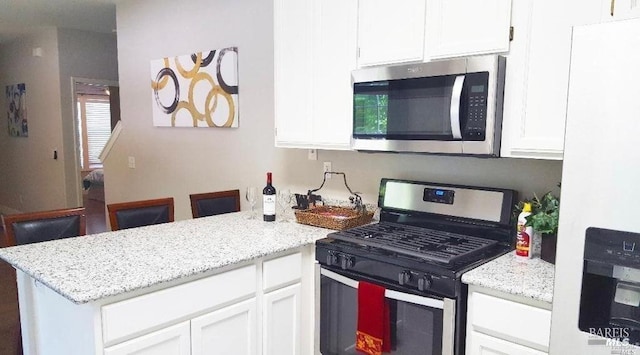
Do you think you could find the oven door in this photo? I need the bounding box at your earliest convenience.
[319,268,455,355]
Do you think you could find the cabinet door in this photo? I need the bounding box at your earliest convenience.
[500,0,599,159]
[311,0,358,149]
[602,0,640,20]
[357,0,426,67]
[191,298,257,355]
[425,0,512,60]
[274,0,313,147]
[274,0,356,150]
[263,283,301,355]
[103,321,190,355]
[467,331,548,355]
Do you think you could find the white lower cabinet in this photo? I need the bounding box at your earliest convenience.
[465,286,551,355]
[104,321,191,355]
[468,331,547,355]
[191,298,257,355]
[16,247,313,355]
[263,283,302,355]
[106,299,259,355]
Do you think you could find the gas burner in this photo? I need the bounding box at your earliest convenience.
[378,224,406,233]
[328,222,499,264]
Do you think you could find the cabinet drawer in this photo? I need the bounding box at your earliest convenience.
[263,252,301,291]
[104,321,191,355]
[469,292,551,350]
[102,264,256,346]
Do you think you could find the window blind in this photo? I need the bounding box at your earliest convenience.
[84,98,111,166]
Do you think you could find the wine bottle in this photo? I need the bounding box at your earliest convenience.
[263,172,276,222]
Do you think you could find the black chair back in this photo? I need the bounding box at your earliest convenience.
[107,197,174,231]
[114,206,171,230]
[190,190,240,218]
[12,216,83,245]
[2,207,86,247]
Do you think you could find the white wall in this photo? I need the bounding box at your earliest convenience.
[0,28,118,214]
[0,28,65,213]
[108,0,563,222]
[57,28,119,207]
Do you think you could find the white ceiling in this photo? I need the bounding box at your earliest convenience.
[0,0,118,44]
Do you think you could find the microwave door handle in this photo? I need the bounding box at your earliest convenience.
[450,75,465,140]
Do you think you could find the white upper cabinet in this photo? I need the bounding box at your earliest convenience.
[602,0,640,20]
[500,0,601,160]
[425,0,512,60]
[311,0,358,148]
[274,0,357,150]
[274,0,313,147]
[356,0,512,67]
[357,0,426,67]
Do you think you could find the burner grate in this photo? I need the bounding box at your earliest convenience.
[328,222,498,264]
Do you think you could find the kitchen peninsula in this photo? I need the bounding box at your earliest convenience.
[0,212,330,355]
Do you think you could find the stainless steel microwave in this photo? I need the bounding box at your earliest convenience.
[351,55,506,157]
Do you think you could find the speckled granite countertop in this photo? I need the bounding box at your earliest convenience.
[0,212,332,304]
[462,251,555,304]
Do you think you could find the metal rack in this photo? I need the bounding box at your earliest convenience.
[300,172,365,213]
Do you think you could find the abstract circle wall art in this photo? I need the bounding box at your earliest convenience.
[150,47,239,128]
[6,83,28,137]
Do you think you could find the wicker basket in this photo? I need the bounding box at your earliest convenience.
[294,206,374,230]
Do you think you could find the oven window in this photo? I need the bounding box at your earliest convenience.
[320,274,444,355]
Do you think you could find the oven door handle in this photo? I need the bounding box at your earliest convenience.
[450,75,465,140]
[320,268,445,309]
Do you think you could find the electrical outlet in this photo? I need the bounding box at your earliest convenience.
[323,161,332,179]
[308,149,317,161]
[128,156,136,169]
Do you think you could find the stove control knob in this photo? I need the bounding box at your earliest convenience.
[326,251,339,266]
[341,255,355,270]
[398,271,412,286]
[418,275,432,291]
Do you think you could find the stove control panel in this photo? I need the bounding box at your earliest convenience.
[417,275,433,291]
[316,243,459,298]
[341,256,355,270]
[398,270,412,285]
[326,251,356,270]
[398,270,433,291]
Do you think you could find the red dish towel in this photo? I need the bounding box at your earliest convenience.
[356,281,391,355]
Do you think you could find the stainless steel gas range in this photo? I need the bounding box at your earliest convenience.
[316,178,516,355]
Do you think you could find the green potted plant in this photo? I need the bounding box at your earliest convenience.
[514,191,560,264]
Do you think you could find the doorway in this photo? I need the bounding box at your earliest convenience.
[72,78,120,234]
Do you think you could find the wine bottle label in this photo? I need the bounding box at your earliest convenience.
[263,195,276,215]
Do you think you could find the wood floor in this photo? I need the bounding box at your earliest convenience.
[0,196,107,354]
[0,227,22,355]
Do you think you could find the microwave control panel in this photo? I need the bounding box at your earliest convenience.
[462,72,489,141]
